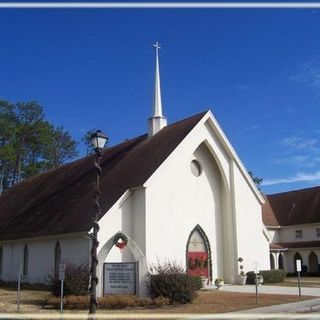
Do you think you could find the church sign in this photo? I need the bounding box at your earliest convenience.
[103,262,136,295]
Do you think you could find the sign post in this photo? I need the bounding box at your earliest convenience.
[253,261,259,305]
[296,260,302,298]
[59,263,65,314]
[17,263,22,313]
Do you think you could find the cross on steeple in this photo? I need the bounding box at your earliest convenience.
[153,41,161,51]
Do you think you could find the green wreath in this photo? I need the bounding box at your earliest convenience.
[113,232,128,249]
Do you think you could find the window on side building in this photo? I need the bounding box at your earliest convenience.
[23,245,28,276]
[295,230,303,239]
[0,246,3,275]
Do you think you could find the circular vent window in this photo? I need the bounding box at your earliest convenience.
[190,160,202,177]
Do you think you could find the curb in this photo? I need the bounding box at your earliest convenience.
[296,304,320,313]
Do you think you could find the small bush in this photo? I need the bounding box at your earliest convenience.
[246,269,286,284]
[153,296,170,307]
[45,295,89,310]
[149,273,199,304]
[49,262,89,296]
[99,295,136,309]
[147,260,199,304]
[45,294,170,310]
[190,275,203,290]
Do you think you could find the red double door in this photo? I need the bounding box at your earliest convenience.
[187,251,209,277]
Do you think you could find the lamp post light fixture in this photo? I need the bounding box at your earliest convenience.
[89,130,108,317]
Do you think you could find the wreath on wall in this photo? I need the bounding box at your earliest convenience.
[113,232,128,250]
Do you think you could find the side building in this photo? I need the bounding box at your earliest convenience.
[263,186,320,274]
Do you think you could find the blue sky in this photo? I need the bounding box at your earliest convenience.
[0,4,320,194]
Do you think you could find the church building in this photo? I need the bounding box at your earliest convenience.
[0,43,270,296]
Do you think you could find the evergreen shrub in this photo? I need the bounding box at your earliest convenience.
[246,269,286,284]
[191,274,203,290]
[147,260,200,304]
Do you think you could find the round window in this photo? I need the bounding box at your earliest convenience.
[190,160,202,177]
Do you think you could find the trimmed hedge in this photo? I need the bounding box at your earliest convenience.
[45,294,170,310]
[146,260,202,304]
[148,273,200,304]
[190,275,203,291]
[246,269,286,284]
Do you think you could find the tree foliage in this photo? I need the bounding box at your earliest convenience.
[248,171,263,190]
[81,128,108,155]
[81,128,97,155]
[0,100,78,193]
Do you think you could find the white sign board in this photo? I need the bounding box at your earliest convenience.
[253,261,259,274]
[104,262,136,295]
[59,264,65,281]
[296,260,302,272]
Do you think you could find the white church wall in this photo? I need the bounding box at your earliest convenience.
[132,187,146,255]
[232,162,270,273]
[96,188,146,296]
[97,189,143,264]
[267,228,280,243]
[141,113,269,283]
[143,122,227,281]
[0,234,89,283]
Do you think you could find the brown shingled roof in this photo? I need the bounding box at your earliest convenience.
[262,195,279,226]
[263,186,320,226]
[0,111,207,241]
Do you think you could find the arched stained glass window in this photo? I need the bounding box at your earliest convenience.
[54,242,61,278]
[23,245,28,276]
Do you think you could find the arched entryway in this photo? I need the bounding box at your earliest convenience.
[309,252,319,273]
[294,252,303,272]
[186,225,212,284]
[97,231,146,297]
[278,253,284,270]
[270,254,275,269]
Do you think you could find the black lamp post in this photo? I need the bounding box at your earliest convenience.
[89,130,108,316]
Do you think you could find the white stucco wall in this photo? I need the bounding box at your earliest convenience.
[268,224,320,273]
[142,113,269,282]
[96,188,146,296]
[279,224,320,243]
[0,234,89,283]
[232,162,270,273]
[144,140,225,280]
[267,228,281,243]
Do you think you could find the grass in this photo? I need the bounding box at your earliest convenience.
[0,287,315,315]
[268,277,320,288]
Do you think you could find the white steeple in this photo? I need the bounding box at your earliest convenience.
[148,41,167,137]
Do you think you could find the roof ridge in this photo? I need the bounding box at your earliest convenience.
[267,185,320,197]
